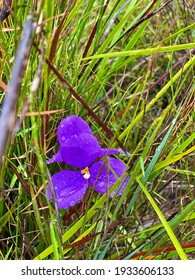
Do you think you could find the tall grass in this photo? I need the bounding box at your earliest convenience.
[0,0,194,260]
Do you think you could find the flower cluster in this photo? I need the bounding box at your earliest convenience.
[47,115,129,208]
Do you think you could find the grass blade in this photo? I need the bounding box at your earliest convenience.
[136,177,188,260]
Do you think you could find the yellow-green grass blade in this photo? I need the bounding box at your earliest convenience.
[83,43,195,61]
[136,177,188,260]
[118,55,195,142]
[153,145,195,172]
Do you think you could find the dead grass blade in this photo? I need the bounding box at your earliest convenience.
[0,14,36,167]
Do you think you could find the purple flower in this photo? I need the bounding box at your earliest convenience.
[47,115,129,209]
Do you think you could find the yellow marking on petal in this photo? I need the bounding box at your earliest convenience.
[81,167,90,179]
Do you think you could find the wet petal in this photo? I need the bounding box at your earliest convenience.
[98,148,119,157]
[57,115,93,146]
[89,158,129,196]
[47,149,63,164]
[47,170,88,209]
[61,133,102,168]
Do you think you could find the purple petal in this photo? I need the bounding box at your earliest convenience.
[98,148,120,157]
[47,149,63,164]
[89,158,129,196]
[57,115,93,146]
[47,170,88,209]
[61,133,102,169]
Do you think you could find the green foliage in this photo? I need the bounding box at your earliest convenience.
[0,0,194,260]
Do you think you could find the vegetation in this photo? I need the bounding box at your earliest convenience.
[0,0,194,260]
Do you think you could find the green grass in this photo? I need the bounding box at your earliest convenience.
[0,0,194,260]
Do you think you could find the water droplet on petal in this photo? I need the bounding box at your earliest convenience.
[57,198,62,203]
[69,200,75,206]
[98,182,105,188]
[61,136,65,141]
[61,124,64,128]
[69,190,75,195]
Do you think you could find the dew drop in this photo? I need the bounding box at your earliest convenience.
[69,200,75,206]
[61,136,65,141]
[98,181,105,188]
[61,124,64,128]
[57,198,62,203]
[69,190,75,195]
